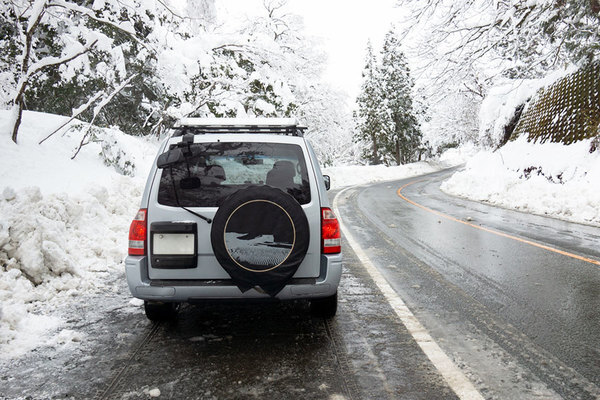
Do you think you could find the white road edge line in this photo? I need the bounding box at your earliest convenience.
[333,186,485,400]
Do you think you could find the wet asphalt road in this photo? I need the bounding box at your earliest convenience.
[1,167,599,399]
[335,167,600,399]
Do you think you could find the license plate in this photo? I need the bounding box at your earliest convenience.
[152,233,195,255]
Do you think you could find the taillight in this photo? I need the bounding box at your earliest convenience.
[321,207,341,254]
[128,209,147,256]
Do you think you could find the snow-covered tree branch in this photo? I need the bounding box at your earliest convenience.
[71,73,138,159]
[398,0,600,83]
[2,0,175,143]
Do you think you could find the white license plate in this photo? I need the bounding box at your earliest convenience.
[153,233,195,255]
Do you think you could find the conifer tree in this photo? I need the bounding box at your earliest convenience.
[354,41,385,164]
[379,27,422,165]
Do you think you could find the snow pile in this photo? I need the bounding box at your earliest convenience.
[438,143,478,166]
[324,161,448,190]
[0,111,157,358]
[442,136,600,226]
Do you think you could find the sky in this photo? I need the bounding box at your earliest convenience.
[218,0,407,101]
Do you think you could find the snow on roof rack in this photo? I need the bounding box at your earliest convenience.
[172,118,307,137]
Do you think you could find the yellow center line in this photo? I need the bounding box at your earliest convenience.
[397,180,600,267]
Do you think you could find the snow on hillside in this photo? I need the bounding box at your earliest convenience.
[0,111,158,358]
[442,136,600,226]
[477,69,574,147]
[443,68,600,228]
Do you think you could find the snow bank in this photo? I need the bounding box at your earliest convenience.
[0,111,157,358]
[322,144,471,190]
[323,161,451,190]
[442,136,600,226]
[438,143,478,166]
[0,110,157,193]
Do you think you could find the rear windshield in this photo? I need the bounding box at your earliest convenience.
[157,142,311,207]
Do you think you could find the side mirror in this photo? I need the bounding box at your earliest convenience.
[157,148,184,169]
[323,175,331,191]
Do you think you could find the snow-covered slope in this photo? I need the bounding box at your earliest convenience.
[442,68,600,227]
[442,137,600,226]
[0,111,158,358]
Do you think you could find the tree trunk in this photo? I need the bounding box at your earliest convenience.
[371,133,380,164]
[11,100,24,143]
[11,2,46,143]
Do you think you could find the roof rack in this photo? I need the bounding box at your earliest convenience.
[172,118,307,137]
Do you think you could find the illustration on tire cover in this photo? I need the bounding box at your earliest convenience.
[211,185,310,296]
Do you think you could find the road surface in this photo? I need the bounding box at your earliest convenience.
[335,168,600,399]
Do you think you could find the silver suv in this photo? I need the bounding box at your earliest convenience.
[125,118,342,320]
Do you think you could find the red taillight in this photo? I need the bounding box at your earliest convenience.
[321,207,341,254]
[128,209,147,256]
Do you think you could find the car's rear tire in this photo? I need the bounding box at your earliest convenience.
[310,292,337,319]
[144,301,179,321]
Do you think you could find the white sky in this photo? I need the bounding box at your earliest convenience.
[218,0,406,101]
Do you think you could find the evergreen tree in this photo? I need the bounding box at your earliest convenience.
[379,27,422,165]
[354,41,385,164]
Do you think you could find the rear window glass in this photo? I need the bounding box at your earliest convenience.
[157,142,311,207]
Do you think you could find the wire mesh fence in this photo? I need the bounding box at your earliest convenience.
[512,62,600,145]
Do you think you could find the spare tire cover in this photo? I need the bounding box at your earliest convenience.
[210,185,310,296]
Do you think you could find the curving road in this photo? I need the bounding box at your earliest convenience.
[334,167,600,399]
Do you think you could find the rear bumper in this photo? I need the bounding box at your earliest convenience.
[124,254,342,301]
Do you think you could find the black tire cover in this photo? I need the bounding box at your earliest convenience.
[210,185,310,296]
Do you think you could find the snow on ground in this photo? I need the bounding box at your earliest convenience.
[438,143,479,167]
[323,159,460,190]
[0,111,158,358]
[322,144,473,190]
[442,136,600,226]
[323,162,439,189]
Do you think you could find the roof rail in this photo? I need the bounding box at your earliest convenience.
[172,118,307,137]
